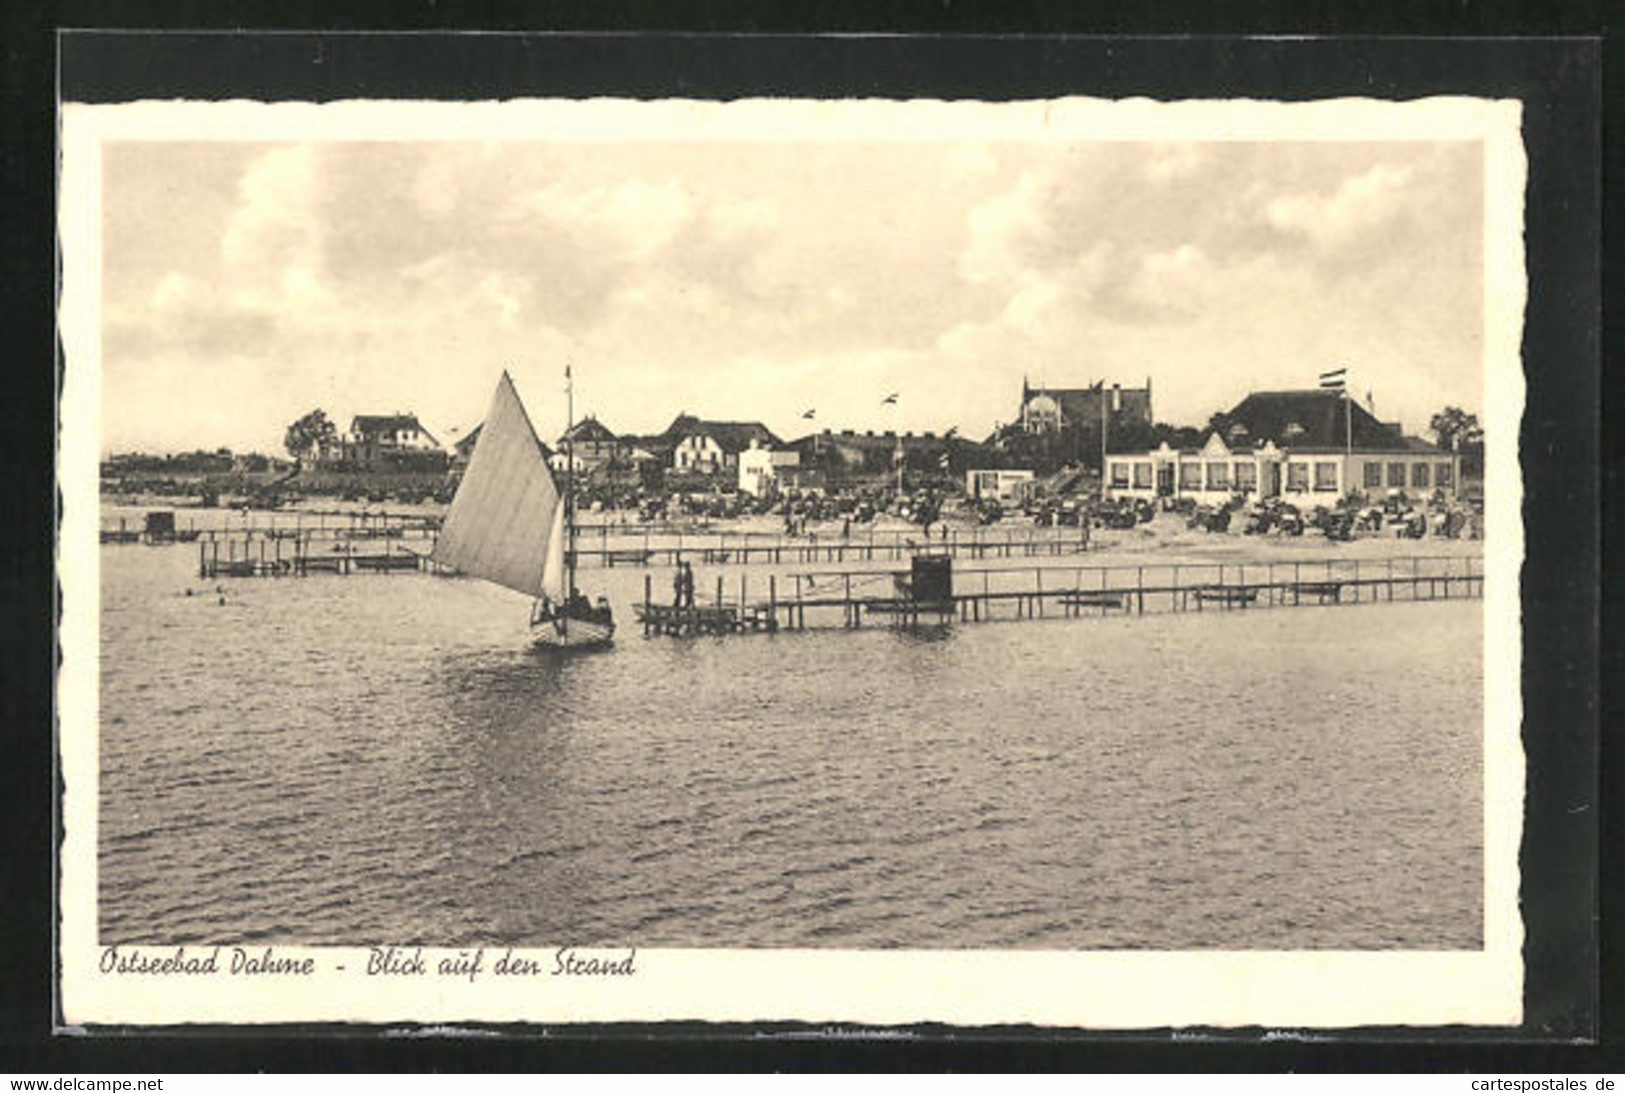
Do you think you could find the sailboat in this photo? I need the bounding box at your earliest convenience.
[432,369,615,649]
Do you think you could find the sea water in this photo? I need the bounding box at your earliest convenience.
[94,536,1483,950]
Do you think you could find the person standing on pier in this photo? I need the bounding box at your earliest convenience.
[672,562,686,610]
[681,561,696,608]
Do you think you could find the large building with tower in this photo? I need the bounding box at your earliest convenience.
[1016,378,1154,435]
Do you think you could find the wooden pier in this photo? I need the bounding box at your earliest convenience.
[635,555,1483,636]
[196,536,443,578]
[571,525,1091,567]
[177,521,1093,576]
[105,509,442,547]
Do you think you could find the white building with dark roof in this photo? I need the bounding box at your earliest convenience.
[1105,389,1460,503]
[667,416,782,475]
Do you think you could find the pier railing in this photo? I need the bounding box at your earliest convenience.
[183,522,1092,575]
[105,509,441,545]
[634,555,1483,635]
[196,535,443,578]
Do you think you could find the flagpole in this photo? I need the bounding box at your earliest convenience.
[1100,386,1108,488]
[1320,366,1351,496]
[565,363,575,605]
[1341,374,1355,500]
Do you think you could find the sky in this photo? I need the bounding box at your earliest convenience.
[98,137,1485,455]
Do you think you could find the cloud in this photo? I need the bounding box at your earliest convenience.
[221,145,319,272]
[1001,272,1068,335]
[1265,162,1416,252]
[95,138,1484,454]
[959,171,1052,284]
[504,177,697,264]
[1120,243,1217,317]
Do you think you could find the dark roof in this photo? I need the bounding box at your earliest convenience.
[560,416,619,444]
[673,419,782,455]
[620,433,676,455]
[351,413,437,444]
[659,413,701,439]
[1023,381,1151,424]
[1224,390,1406,451]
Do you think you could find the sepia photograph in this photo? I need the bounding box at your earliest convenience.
[56,93,1527,1028]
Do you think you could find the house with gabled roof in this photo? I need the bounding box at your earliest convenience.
[666,415,782,475]
[349,413,441,452]
[339,411,446,469]
[549,415,624,475]
[1105,388,1460,503]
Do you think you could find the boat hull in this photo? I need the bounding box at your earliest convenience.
[531,615,615,649]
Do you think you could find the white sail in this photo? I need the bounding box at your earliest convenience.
[540,496,567,603]
[431,372,561,599]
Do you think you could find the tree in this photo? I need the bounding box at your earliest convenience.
[1428,407,1483,453]
[285,409,339,460]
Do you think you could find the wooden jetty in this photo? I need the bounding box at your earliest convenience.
[99,511,203,545]
[106,509,442,547]
[635,555,1484,636]
[196,536,443,579]
[177,521,1093,575]
[570,524,1091,567]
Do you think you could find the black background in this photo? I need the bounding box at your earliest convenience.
[1,5,1609,1074]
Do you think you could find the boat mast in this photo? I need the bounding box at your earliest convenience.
[565,363,576,601]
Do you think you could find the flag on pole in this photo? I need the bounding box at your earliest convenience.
[881,393,899,405]
[1318,367,1347,390]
